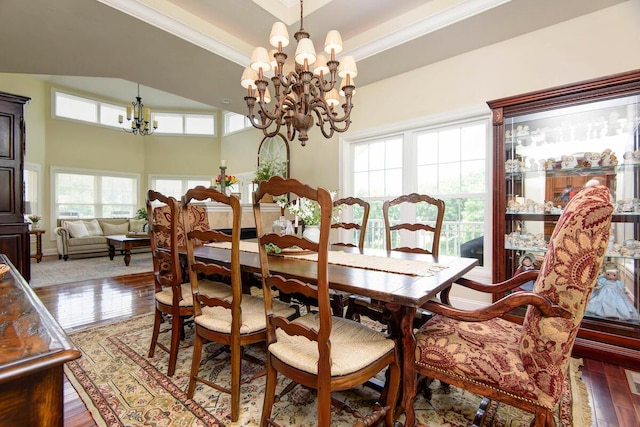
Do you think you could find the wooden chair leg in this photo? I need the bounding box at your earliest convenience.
[148,308,162,358]
[187,331,204,398]
[317,386,331,427]
[230,344,242,421]
[260,361,278,427]
[167,314,182,376]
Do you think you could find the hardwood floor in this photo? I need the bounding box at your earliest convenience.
[34,270,638,427]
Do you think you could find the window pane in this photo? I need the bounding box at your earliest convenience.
[460,159,486,192]
[369,171,385,197]
[185,115,215,135]
[57,173,95,204]
[461,124,486,161]
[55,93,97,123]
[438,128,461,163]
[153,179,183,199]
[102,176,135,204]
[187,180,210,188]
[153,113,183,134]
[369,142,385,170]
[54,169,139,220]
[438,162,461,193]
[385,138,402,168]
[353,144,369,172]
[354,171,369,197]
[100,103,126,128]
[417,164,438,194]
[226,112,247,133]
[385,168,403,196]
[417,132,438,165]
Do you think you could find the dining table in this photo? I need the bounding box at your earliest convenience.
[193,242,478,426]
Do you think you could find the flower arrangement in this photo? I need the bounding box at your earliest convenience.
[28,214,41,223]
[215,174,239,187]
[278,192,340,226]
[255,159,287,182]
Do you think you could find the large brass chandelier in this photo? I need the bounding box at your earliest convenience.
[241,0,357,146]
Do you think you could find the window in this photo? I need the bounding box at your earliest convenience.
[52,90,216,135]
[24,163,42,218]
[224,111,251,135]
[149,176,211,200]
[342,113,490,267]
[52,167,139,219]
[151,112,216,136]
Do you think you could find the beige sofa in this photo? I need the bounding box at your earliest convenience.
[54,218,148,260]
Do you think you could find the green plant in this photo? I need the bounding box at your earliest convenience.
[135,208,148,220]
[255,159,287,182]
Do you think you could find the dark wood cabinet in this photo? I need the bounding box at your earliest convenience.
[0,255,81,426]
[0,91,30,281]
[488,69,640,369]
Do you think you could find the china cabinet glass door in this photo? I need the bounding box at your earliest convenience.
[489,70,640,368]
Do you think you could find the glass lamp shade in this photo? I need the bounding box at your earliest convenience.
[324,30,343,55]
[269,22,290,48]
[338,55,357,79]
[313,54,329,76]
[325,88,340,107]
[295,37,317,66]
[250,47,272,73]
[241,67,258,89]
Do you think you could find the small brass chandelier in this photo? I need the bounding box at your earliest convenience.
[118,84,158,136]
[241,0,357,146]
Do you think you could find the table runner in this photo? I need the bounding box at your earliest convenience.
[204,241,446,277]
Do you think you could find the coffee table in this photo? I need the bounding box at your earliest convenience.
[107,234,151,266]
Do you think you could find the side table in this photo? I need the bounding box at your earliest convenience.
[29,229,45,263]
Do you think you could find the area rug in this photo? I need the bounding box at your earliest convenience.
[64,313,591,427]
[30,253,153,287]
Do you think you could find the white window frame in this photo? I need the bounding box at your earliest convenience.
[339,107,492,275]
[24,162,43,220]
[148,175,213,200]
[51,166,140,224]
[52,89,216,136]
[223,111,252,135]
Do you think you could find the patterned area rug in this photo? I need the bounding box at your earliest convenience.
[65,313,591,427]
[30,253,153,287]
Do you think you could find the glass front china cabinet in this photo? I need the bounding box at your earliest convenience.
[489,70,640,368]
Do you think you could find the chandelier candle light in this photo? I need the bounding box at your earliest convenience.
[118,84,158,136]
[241,0,357,146]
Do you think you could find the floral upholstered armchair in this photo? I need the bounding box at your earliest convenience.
[413,185,613,427]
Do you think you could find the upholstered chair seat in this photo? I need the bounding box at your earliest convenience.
[416,316,556,408]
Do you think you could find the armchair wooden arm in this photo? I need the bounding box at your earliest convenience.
[437,270,539,305]
[422,290,571,322]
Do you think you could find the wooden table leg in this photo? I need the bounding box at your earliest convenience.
[385,303,418,426]
[122,242,132,266]
[108,244,116,260]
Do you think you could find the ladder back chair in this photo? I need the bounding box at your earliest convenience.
[146,190,190,376]
[346,193,445,326]
[330,196,370,317]
[183,186,296,422]
[413,185,613,427]
[253,176,401,427]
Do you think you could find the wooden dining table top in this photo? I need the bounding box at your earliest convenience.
[193,244,478,308]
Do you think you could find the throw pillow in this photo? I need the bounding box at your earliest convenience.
[65,221,90,238]
[129,218,147,233]
[83,219,103,236]
[101,222,130,236]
